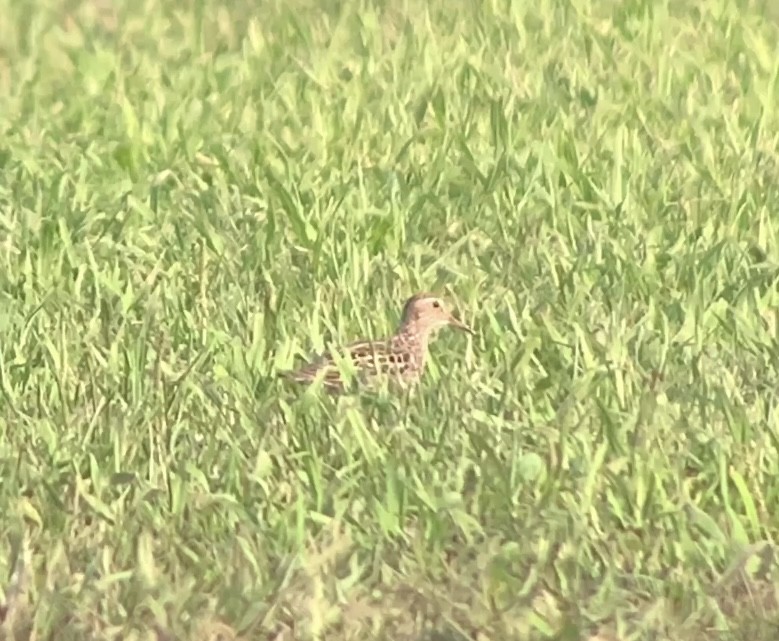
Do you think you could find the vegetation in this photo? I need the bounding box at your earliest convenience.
[2,0,779,638]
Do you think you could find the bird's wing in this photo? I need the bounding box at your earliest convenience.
[347,339,414,375]
[282,354,345,388]
[282,337,414,390]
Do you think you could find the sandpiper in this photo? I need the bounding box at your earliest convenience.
[281,292,473,393]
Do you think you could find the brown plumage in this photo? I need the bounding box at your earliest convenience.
[280,292,474,393]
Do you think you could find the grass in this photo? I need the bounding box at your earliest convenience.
[1,0,779,638]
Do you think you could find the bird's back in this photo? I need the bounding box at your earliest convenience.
[282,332,425,392]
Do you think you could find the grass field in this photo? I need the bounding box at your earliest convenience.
[2,0,779,638]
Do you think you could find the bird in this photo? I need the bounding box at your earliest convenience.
[280,292,474,393]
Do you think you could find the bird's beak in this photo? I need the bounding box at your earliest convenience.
[449,313,475,335]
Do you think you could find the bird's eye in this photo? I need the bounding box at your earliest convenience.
[432,300,441,308]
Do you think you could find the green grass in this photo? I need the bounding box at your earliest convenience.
[2,0,779,638]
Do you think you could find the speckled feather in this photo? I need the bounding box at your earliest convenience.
[280,292,472,393]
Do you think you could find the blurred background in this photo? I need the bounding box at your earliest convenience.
[1,0,779,639]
